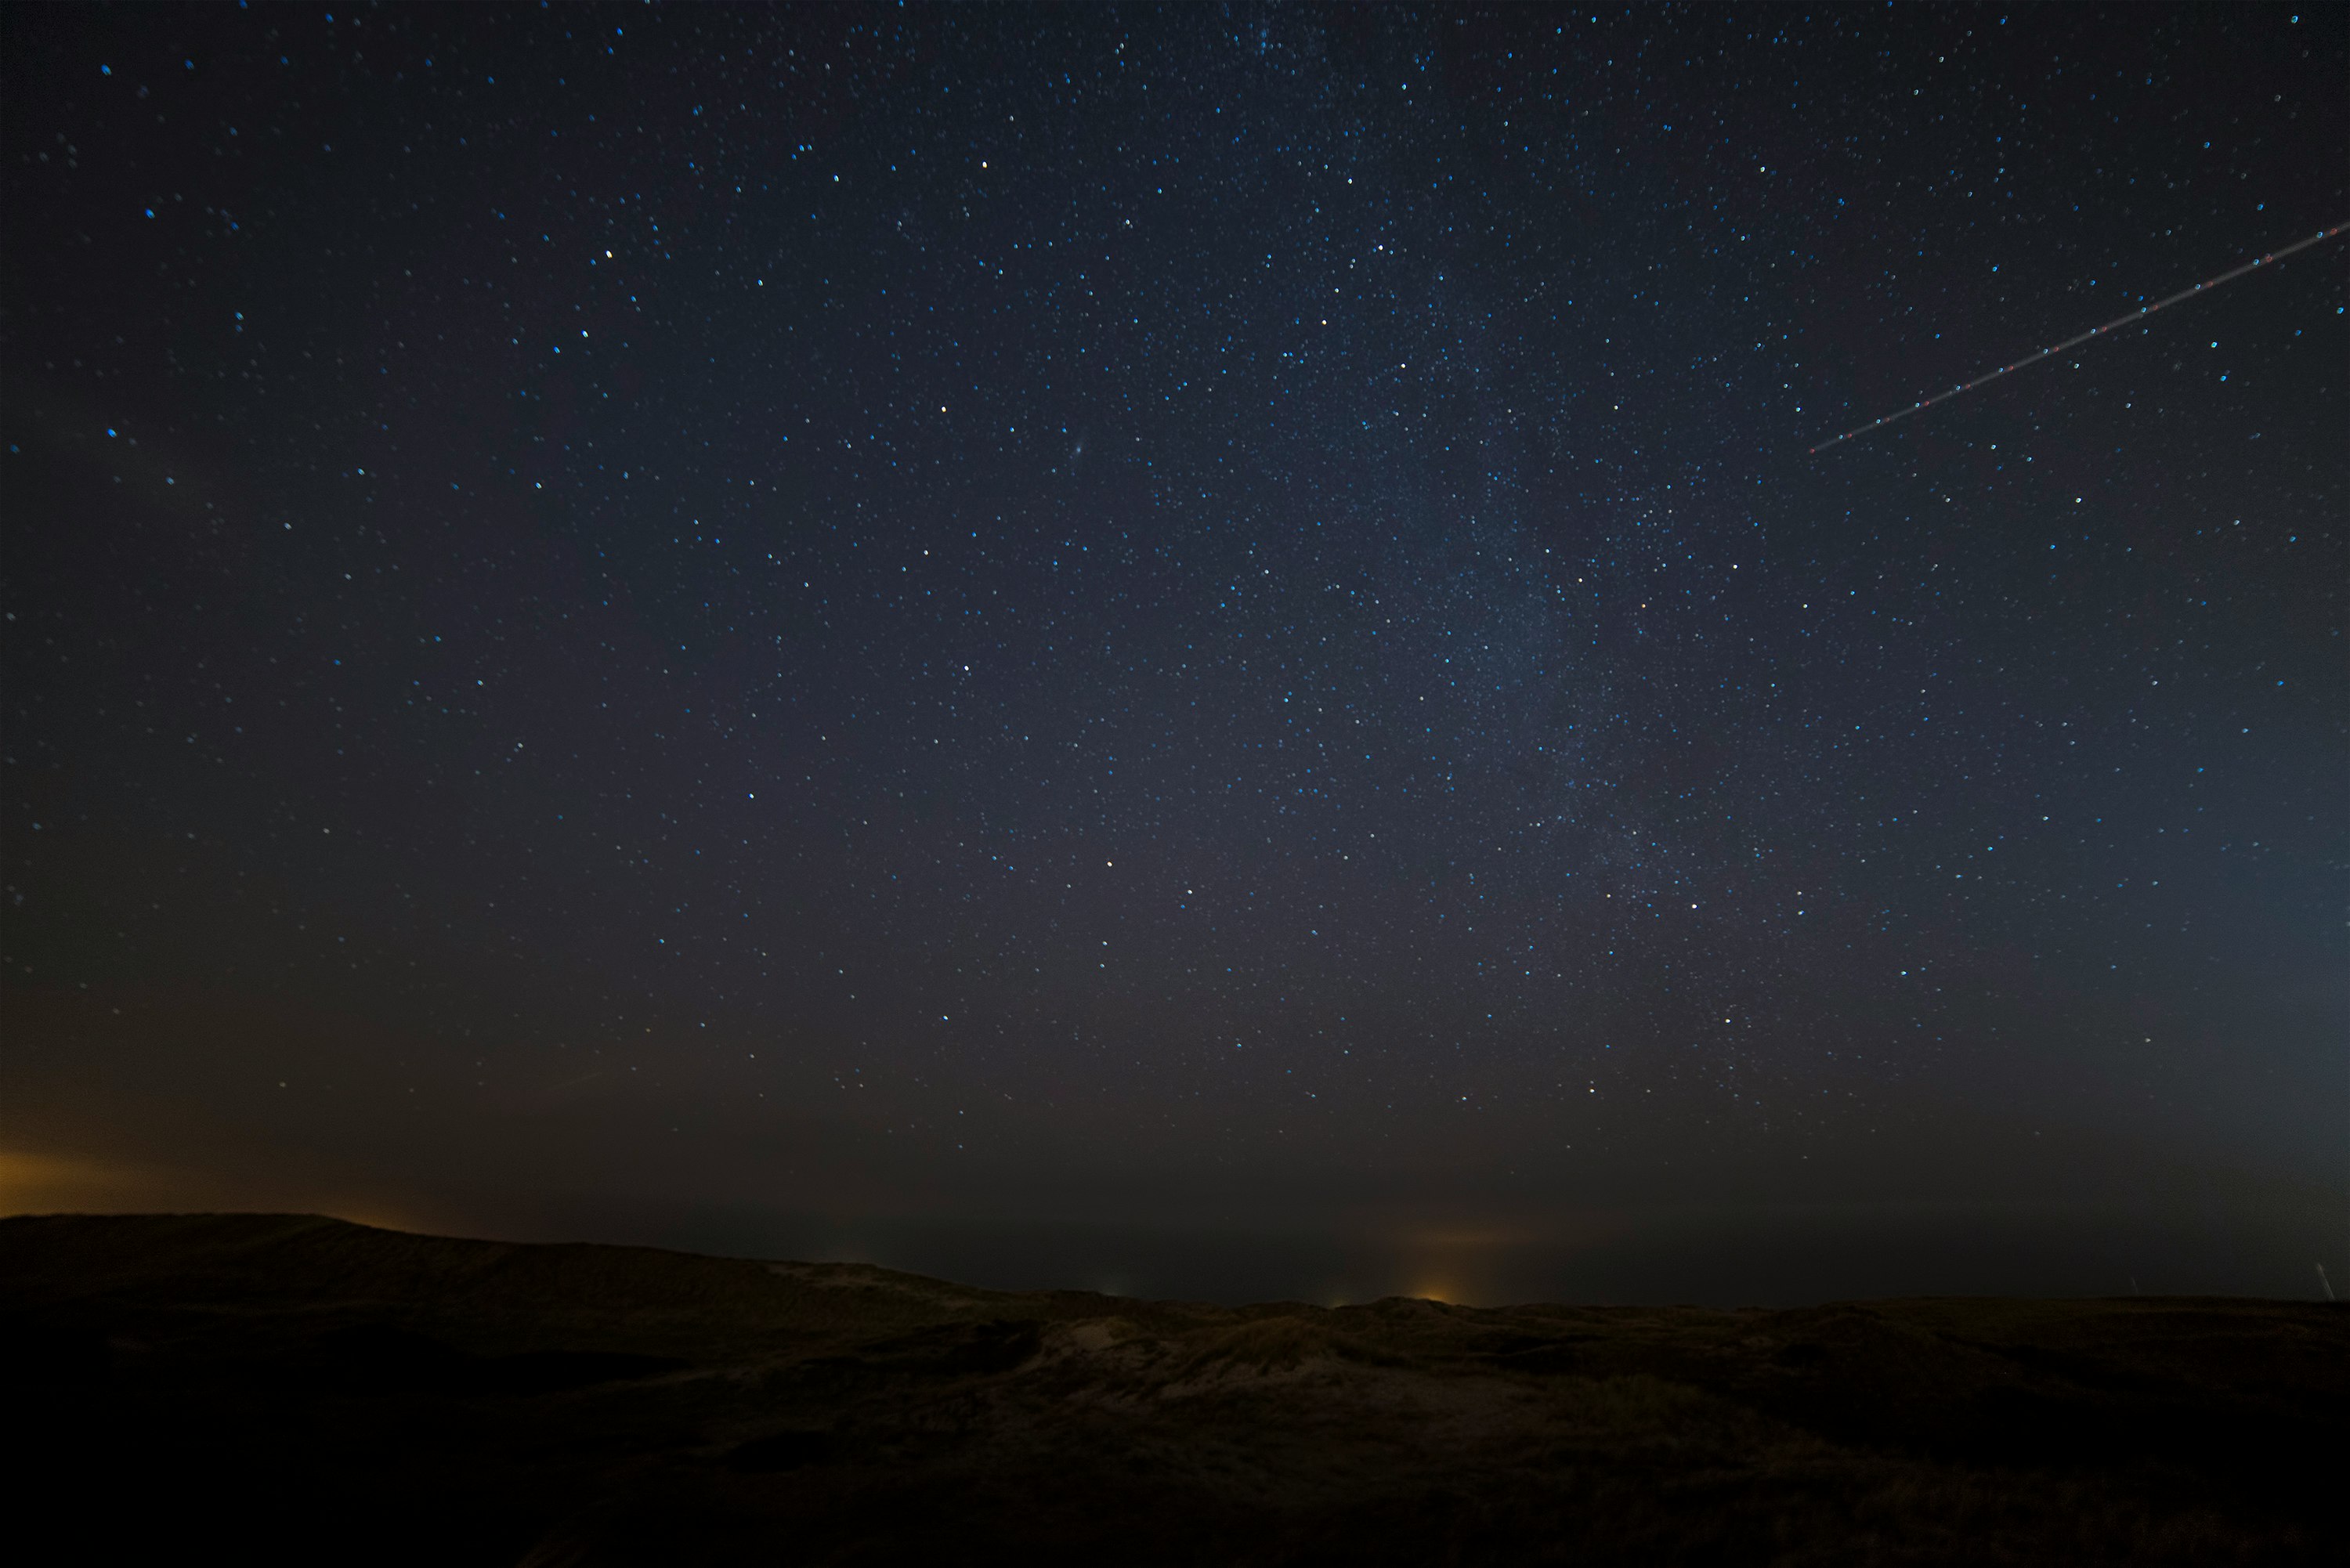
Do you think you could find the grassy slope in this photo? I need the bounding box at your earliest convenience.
[5,1212,2341,1565]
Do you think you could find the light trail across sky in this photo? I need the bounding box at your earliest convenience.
[1811,220,2350,453]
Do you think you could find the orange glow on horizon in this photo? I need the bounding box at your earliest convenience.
[0,1146,438,1236]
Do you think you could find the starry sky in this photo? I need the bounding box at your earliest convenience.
[4,5,2343,1306]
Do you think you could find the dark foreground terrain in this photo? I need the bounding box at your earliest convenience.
[5,1214,2341,1564]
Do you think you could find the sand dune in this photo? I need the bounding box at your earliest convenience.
[7,1212,2341,1564]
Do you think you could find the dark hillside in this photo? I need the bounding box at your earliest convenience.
[6,1213,2342,1565]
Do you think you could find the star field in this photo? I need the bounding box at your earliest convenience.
[3,5,2341,1302]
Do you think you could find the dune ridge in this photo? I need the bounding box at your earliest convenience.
[6,1212,2341,1564]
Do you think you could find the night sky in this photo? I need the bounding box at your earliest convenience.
[5,5,2343,1306]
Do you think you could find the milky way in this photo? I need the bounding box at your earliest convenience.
[4,5,2342,1302]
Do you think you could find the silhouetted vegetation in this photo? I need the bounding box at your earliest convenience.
[8,1213,2341,1564]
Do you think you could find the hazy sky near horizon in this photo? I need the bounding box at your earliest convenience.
[4,5,2342,1304]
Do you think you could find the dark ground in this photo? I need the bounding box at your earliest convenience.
[5,1213,2341,1564]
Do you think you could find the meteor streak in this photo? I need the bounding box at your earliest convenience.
[1810,220,2349,453]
